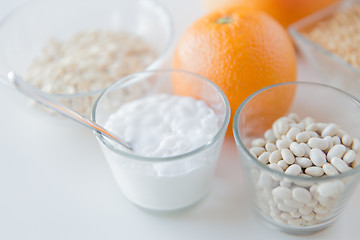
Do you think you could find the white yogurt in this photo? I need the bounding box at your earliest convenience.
[100,93,223,210]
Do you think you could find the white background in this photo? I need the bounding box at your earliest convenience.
[0,0,360,239]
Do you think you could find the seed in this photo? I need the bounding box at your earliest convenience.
[265,142,277,152]
[276,138,292,150]
[305,166,324,177]
[285,164,302,176]
[251,138,266,147]
[322,163,339,176]
[249,147,265,157]
[296,131,318,143]
[343,150,356,164]
[290,142,305,157]
[331,157,352,173]
[309,148,327,166]
[281,148,295,164]
[321,123,338,137]
[327,144,347,161]
[295,157,312,168]
[308,137,329,150]
[269,150,282,164]
[292,187,312,204]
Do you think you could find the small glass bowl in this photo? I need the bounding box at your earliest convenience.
[0,0,173,117]
[289,0,360,100]
[92,69,230,211]
[233,82,360,234]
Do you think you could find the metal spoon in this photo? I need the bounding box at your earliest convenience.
[8,71,132,150]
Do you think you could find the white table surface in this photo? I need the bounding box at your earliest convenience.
[1,0,360,239]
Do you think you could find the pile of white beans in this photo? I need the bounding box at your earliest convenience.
[248,113,360,227]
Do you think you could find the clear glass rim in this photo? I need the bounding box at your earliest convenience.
[0,0,174,97]
[91,69,231,163]
[233,81,360,182]
[288,0,360,78]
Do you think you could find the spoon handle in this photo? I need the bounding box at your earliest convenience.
[8,71,132,150]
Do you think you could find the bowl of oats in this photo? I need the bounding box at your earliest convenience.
[289,0,360,100]
[0,0,173,116]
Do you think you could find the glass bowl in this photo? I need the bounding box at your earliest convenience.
[92,69,230,211]
[289,0,360,100]
[233,82,360,234]
[0,0,173,117]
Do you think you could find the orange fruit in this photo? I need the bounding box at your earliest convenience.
[173,6,297,136]
[202,0,340,28]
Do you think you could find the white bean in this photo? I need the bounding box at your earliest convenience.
[321,123,338,137]
[300,143,311,157]
[273,117,290,138]
[268,163,284,173]
[272,186,292,200]
[307,137,329,150]
[317,182,340,198]
[317,122,328,132]
[352,138,360,152]
[296,131,318,143]
[306,123,318,131]
[265,129,276,143]
[322,163,339,176]
[281,148,295,164]
[288,113,300,123]
[305,166,324,177]
[278,203,297,213]
[258,172,272,188]
[277,160,289,171]
[280,179,292,188]
[284,198,304,208]
[323,136,333,152]
[294,174,313,187]
[265,142,277,152]
[285,164,302,176]
[292,187,312,204]
[269,150,282,164]
[309,148,327,166]
[332,136,341,145]
[327,144,347,161]
[287,127,301,141]
[343,150,356,164]
[258,151,271,164]
[249,146,265,157]
[295,157,312,168]
[302,212,315,221]
[306,198,318,208]
[304,117,315,126]
[352,159,360,168]
[342,134,353,147]
[299,205,313,215]
[276,138,292,150]
[331,157,352,173]
[251,138,266,147]
[336,128,347,138]
[290,122,305,131]
[290,142,305,157]
[313,204,328,214]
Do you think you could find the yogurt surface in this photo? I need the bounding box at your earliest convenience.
[105,93,220,157]
[100,93,225,210]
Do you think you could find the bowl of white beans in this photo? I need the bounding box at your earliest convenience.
[233,81,360,234]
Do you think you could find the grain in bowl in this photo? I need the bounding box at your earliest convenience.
[300,3,360,70]
[24,30,158,116]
